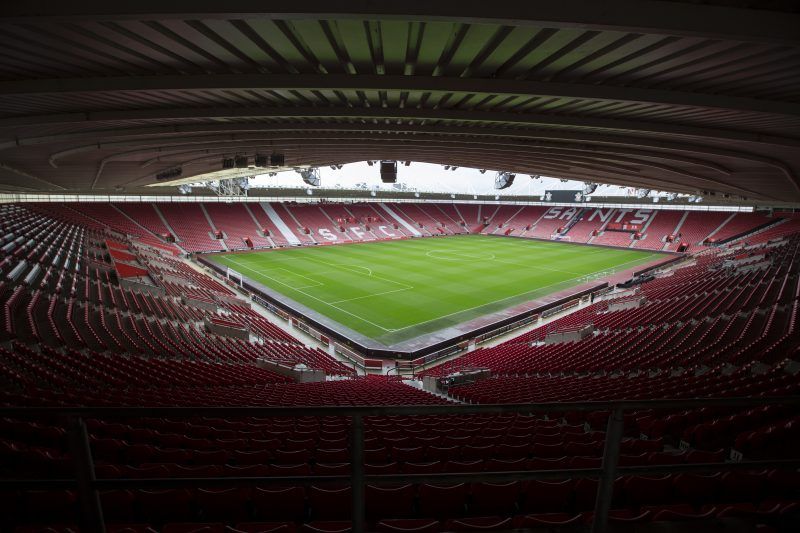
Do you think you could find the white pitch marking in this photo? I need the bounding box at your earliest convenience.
[382,252,662,334]
[299,255,415,290]
[329,286,413,305]
[221,257,396,332]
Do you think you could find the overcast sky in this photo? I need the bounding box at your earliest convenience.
[250,161,633,197]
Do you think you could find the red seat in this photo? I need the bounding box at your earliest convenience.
[461,445,493,461]
[273,448,312,464]
[252,486,306,521]
[521,479,573,512]
[375,518,440,532]
[442,516,512,531]
[313,463,351,475]
[191,449,228,465]
[269,464,311,477]
[22,490,77,523]
[514,513,583,527]
[366,484,415,519]
[569,456,602,469]
[106,526,158,533]
[309,485,351,520]
[648,504,717,522]
[197,487,250,521]
[443,460,484,473]
[232,449,271,465]
[162,524,224,533]
[137,489,194,523]
[426,446,458,462]
[484,458,526,472]
[469,482,519,515]
[647,451,686,465]
[233,523,297,533]
[315,449,349,463]
[494,443,528,460]
[718,471,767,502]
[299,521,351,533]
[532,442,564,458]
[623,475,674,506]
[364,448,389,463]
[673,473,721,506]
[685,448,725,463]
[365,462,399,475]
[417,484,468,518]
[402,461,441,474]
[392,446,425,463]
[100,489,135,521]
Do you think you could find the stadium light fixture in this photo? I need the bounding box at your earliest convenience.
[297,167,321,187]
[404,161,411,166]
[367,160,374,166]
[450,166,458,171]
[494,171,516,190]
[530,174,540,180]
[582,182,598,195]
[635,188,651,199]
[479,169,487,174]
[666,192,679,201]
[177,184,192,195]
[444,165,450,170]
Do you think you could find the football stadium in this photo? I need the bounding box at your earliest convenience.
[0,2,799,533]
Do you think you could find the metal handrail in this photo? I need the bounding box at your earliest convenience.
[3,395,799,533]
[1,395,798,417]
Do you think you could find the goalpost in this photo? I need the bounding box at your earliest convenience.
[226,267,244,288]
[578,269,615,285]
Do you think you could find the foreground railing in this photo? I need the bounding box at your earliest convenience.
[2,396,799,533]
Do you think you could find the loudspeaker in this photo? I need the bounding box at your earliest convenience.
[380,160,397,183]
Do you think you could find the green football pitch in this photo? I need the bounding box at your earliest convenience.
[214,235,662,345]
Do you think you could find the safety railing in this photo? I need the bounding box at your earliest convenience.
[1,396,799,533]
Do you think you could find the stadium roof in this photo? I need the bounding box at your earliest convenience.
[1,1,799,203]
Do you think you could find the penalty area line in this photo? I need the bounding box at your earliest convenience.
[221,257,397,333]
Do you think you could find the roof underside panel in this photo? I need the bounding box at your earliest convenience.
[0,1,798,203]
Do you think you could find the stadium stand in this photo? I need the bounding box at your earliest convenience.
[1,200,798,532]
[203,204,273,250]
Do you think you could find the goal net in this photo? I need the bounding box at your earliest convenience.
[578,269,615,284]
[226,267,244,288]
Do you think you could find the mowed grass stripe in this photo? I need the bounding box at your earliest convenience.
[215,235,661,343]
